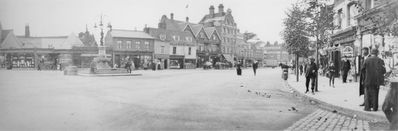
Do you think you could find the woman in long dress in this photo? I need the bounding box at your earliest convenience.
[236,61,243,87]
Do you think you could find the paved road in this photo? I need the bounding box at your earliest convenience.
[286,109,370,131]
[0,68,318,130]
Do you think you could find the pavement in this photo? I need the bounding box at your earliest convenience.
[286,72,389,123]
[285,109,370,131]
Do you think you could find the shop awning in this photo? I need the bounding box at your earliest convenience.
[154,54,169,59]
[222,54,234,62]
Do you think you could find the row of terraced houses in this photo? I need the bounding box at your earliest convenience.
[0,4,264,70]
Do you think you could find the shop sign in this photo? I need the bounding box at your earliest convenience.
[342,46,354,57]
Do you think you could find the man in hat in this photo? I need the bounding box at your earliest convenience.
[341,56,351,83]
[305,57,317,94]
[361,48,386,111]
[359,47,370,106]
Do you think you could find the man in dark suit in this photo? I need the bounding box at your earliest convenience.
[252,61,258,76]
[342,56,351,83]
[361,48,386,111]
[359,47,370,106]
[305,57,317,94]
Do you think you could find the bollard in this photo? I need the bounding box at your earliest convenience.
[382,78,398,130]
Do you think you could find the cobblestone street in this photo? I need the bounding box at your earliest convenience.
[286,109,370,131]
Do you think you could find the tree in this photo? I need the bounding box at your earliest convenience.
[302,0,335,91]
[274,41,278,46]
[78,31,97,47]
[266,41,271,46]
[282,4,311,82]
[282,4,311,57]
[243,32,257,42]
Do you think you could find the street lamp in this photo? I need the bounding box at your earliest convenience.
[94,14,112,56]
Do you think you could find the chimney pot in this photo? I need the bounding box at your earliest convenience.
[209,5,215,16]
[170,13,174,20]
[25,24,30,38]
[218,4,224,14]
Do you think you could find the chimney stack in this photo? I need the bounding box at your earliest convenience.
[186,17,189,22]
[218,4,224,14]
[209,5,215,16]
[170,13,174,20]
[25,24,30,38]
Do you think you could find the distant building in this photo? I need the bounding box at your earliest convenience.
[145,26,197,69]
[263,44,289,66]
[0,24,84,69]
[199,4,242,65]
[155,13,209,68]
[104,29,155,70]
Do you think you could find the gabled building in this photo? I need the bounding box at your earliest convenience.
[145,27,197,69]
[156,13,207,68]
[199,4,241,64]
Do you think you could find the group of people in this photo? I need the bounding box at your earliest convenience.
[235,60,259,76]
[359,48,386,112]
[359,48,398,130]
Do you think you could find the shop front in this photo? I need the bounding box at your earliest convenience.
[169,55,184,69]
[330,27,358,77]
[154,54,169,70]
[113,51,153,70]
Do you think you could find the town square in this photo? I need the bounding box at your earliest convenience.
[0,0,398,130]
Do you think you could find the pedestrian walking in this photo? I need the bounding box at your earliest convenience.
[37,57,44,71]
[299,64,303,76]
[252,61,258,76]
[361,48,386,111]
[382,81,398,130]
[360,47,370,106]
[305,57,317,95]
[327,62,336,87]
[342,57,351,83]
[125,60,132,74]
[236,60,243,87]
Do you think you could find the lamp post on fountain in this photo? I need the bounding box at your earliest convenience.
[89,14,113,74]
[94,14,112,57]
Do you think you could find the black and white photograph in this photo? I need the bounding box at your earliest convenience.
[0,0,397,130]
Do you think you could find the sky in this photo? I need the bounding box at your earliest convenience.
[0,0,297,43]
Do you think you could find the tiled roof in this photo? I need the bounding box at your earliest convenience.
[190,24,204,36]
[145,27,193,42]
[204,27,216,37]
[18,37,69,48]
[199,13,226,23]
[109,29,155,39]
[16,34,82,49]
[1,30,12,43]
[161,18,205,38]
